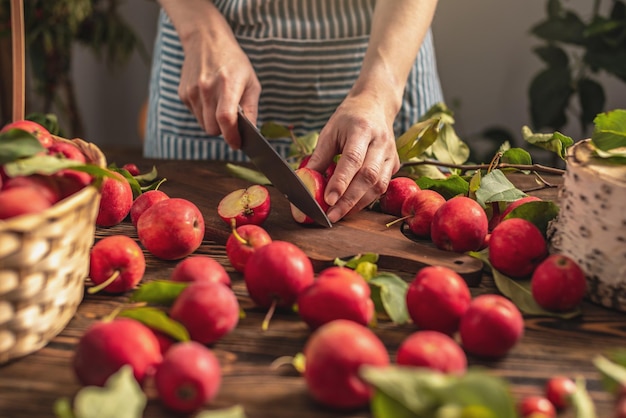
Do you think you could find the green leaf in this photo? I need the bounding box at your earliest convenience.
[26,112,63,136]
[592,354,626,394]
[444,371,517,418]
[0,129,45,164]
[570,377,597,418]
[503,200,560,237]
[369,273,409,324]
[3,154,115,179]
[333,253,380,269]
[522,126,574,159]
[428,123,470,165]
[401,160,448,180]
[53,398,76,418]
[396,118,442,162]
[129,280,189,305]
[577,78,606,133]
[370,390,419,418]
[195,405,248,418]
[469,250,581,318]
[355,261,379,281]
[474,169,527,208]
[591,109,626,151]
[531,11,586,44]
[73,366,147,418]
[117,306,190,342]
[260,121,292,139]
[532,44,569,68]
[110,166,142,199]
[416,175,469,200]
[501,148,532,165]
[528,67,573,131]
[225,163,271,185]
[132,165,159,184]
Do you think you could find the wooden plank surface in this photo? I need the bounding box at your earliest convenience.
[1,155,625,418]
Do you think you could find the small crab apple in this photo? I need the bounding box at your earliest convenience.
[379,176,420,217]
[517,395,556,418]
[154,341,222,413]
[2,174,60,205]
[217,184,270,227]
[405,266,471,335]
[430,196,489,253]
[122,163,140,176]
[96,170,133,227]
[0,187,53,219]
[130,189,170,228]
[545,376,576,411]
[396,330,467,375]
[73,317,163,387]
[169,281,239,345]
[290,167,329,225]
[137,198,205,260]
[459,294,524,359]
[401,189,446,238]
[47,140,87,163]
[170,255,231,287]
[531,254,587,312]
[303,319,390,410]
[225,224,272,272]
[297,266,374,330]
[88,235,146,294]
[489,218,548,279]
[1,119,53,148]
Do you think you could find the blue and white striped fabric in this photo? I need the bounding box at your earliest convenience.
[144,0,444,161]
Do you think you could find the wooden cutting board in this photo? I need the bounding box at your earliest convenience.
[155,160,485,285]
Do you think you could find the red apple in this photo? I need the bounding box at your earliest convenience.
[130,189,170,228]
[396,330,467,375]
[122,163,140,176]
[379,176,420,217]
[169,281,239,345]
[299,154,337,179]
[154,341,222,413]
[1,119,53,148]
[73,317,163,387]
[400,189,446,238]
[0,187,53,219]
[297,266,374,330]
[518,395,556,418]
[501,195,542,220]
[531,254,587,312]
[170,255,231,287]
[545,376,576,411]
[459,294,524,359]
[290,167,329,225]
[137,198,205,260]
[405,266,471,335]
[217,184,271,227]
[225,224,272,273]
[2,174,60,205]
[303,319,390,410]
[88,235,146,294]
[96,170,133,227]
[243,240,314,310]
[430,196,489,253]
[47,141,87,163]
[489,218,548,278]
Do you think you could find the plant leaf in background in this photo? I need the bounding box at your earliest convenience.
[196,405,248,418]
[591,109,626,152]
[522,125,574,159]
[570,377,597,418]
[225,163,271,185]
[501,147,533,166]
[593,354,626,395]
[73,366,146,418]
[469,250,581,318]
[117,306,190,342]
[0,129,45,164]
[369,272,409,325]
[474,169,527,208]
[130,280,189,305]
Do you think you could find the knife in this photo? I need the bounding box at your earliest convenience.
[237,108,332,228]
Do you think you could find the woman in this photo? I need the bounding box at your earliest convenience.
[145,0,443,223]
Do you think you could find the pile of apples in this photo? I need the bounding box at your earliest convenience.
[0,120,97,219]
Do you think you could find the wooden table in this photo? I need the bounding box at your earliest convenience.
[1,154,625,418]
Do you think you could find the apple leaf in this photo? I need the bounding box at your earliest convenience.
[0,129,45,164]
[428,122,470,165]
[369,272,409,325]
[3,154,115,180]
[333,253,380,269]
[110,166,142,198]
[593,354,626,395]
[117,306,189,342]
[361,365,517,418]
[53,398,76,418]
[396,117,442,161]
[73,365,146,418]
[474,169,527,208]
[591,109,626,152]
[129,280,189,305]
[501,147,533,165]
[195,405,248,418]
[469,250,582,318]
[225,163,271,185]
[522,125,574,160]
[503,200,560,237]
[415,174,469,200]
[570,377,597,418]
[132,165,158,183]
[260,121,292,139]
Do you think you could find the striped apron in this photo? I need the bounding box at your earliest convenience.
[144,0,444,160]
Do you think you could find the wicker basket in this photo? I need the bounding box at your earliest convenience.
[0,137,106,364]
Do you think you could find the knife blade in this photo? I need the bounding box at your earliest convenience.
[237,108,332,228]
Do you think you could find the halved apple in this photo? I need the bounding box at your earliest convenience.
[290,167,329,225]
[218,184,271,227]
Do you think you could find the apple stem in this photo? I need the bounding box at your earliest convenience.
[87,270,121,295]
[261,299,278,331]
[231,223,248,245]
[385,215,410,228]
[269,355,295,370]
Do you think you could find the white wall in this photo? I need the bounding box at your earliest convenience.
[71,0,626,154]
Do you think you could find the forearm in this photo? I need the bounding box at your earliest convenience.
[351,0,439,117]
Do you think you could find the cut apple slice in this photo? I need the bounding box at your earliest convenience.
[218,184,271,227]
